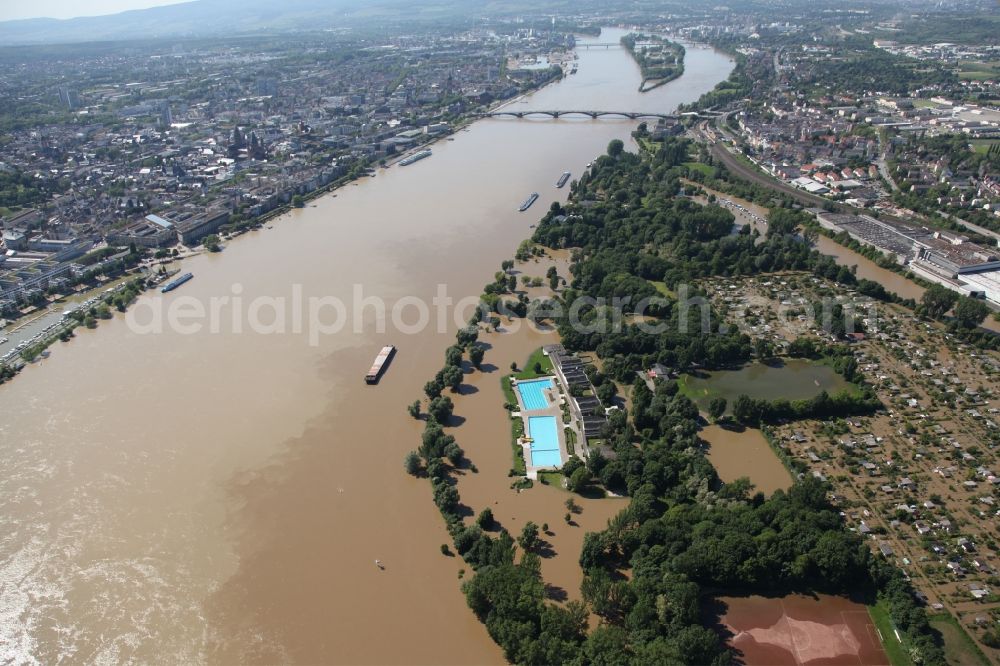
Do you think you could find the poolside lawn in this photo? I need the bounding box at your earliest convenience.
[514,347,554,379]
[538,471,566,489]
[501,375,518,407]
[510,416,526,475]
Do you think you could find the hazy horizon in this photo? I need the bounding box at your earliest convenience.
[1,0,191,22]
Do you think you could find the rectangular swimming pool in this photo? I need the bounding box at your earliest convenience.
[527,415,561,468]
[516,378,553,411]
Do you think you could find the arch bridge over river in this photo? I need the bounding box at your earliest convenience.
[480,109,723,120]
[574,42,659,49]
[481,109,677,120]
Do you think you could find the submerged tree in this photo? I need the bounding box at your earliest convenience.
[403,451,421,476]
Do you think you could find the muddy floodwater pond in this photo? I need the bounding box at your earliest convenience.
[701,425,792,495]
[681,359,852,411]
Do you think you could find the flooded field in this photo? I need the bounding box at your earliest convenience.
[701,425,792,495]
[716,594,889,666]
[682,359,852,411]
[444,309,628,604]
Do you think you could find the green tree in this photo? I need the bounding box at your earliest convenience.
[428,395,454,423]
[407,400,421,418]
[404,451,421,475]
[607,139,624,158]
[292,194,305,208]
[433,483,460,515]
[445,345,463,367]
[787,336,819,358]
[519,521,540,552]
[766,208,803,237]
[754,338,774,359]
[920,284,958,319]
[444,441,464,465]
[546,266,559,291]
[567,466,592,493]
[476,507,494,529]
[953,297,990,328]
[424,378,443,399]
[441,365,464,391]
[732,394,755,425]
[456,325,478,347]
[470,346,485,369]
[708,397,727,421]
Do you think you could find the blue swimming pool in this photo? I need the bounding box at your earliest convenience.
[516,378,553,411]
[527,415,561,468]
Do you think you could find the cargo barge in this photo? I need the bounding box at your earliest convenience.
[161,272,194,293]
[365,344,396,384]
[556,171,571,188]
[399,149,432,166]
[518,192,539,212]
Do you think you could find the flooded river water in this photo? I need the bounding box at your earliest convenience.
[702,425,793,496]
[0,31,734,664]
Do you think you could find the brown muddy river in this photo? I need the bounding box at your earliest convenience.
[0,31,733,664]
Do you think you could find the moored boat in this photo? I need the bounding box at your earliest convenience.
[365,345,396,384]
[399,149,432,166]
[161,272,194,293]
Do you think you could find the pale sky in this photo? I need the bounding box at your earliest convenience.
[1,0,191,22]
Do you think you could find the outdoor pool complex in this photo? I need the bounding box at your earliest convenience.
[516,378,553,411]
[527,416,561,468]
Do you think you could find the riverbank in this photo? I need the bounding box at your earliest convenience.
[0,272,149,376]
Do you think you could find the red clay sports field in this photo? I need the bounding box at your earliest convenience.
[718,594,891,666]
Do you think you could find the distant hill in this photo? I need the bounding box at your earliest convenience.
[0,0,500,45]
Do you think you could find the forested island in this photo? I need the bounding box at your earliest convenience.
[620,34,685,92]
[404,136,946,665]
